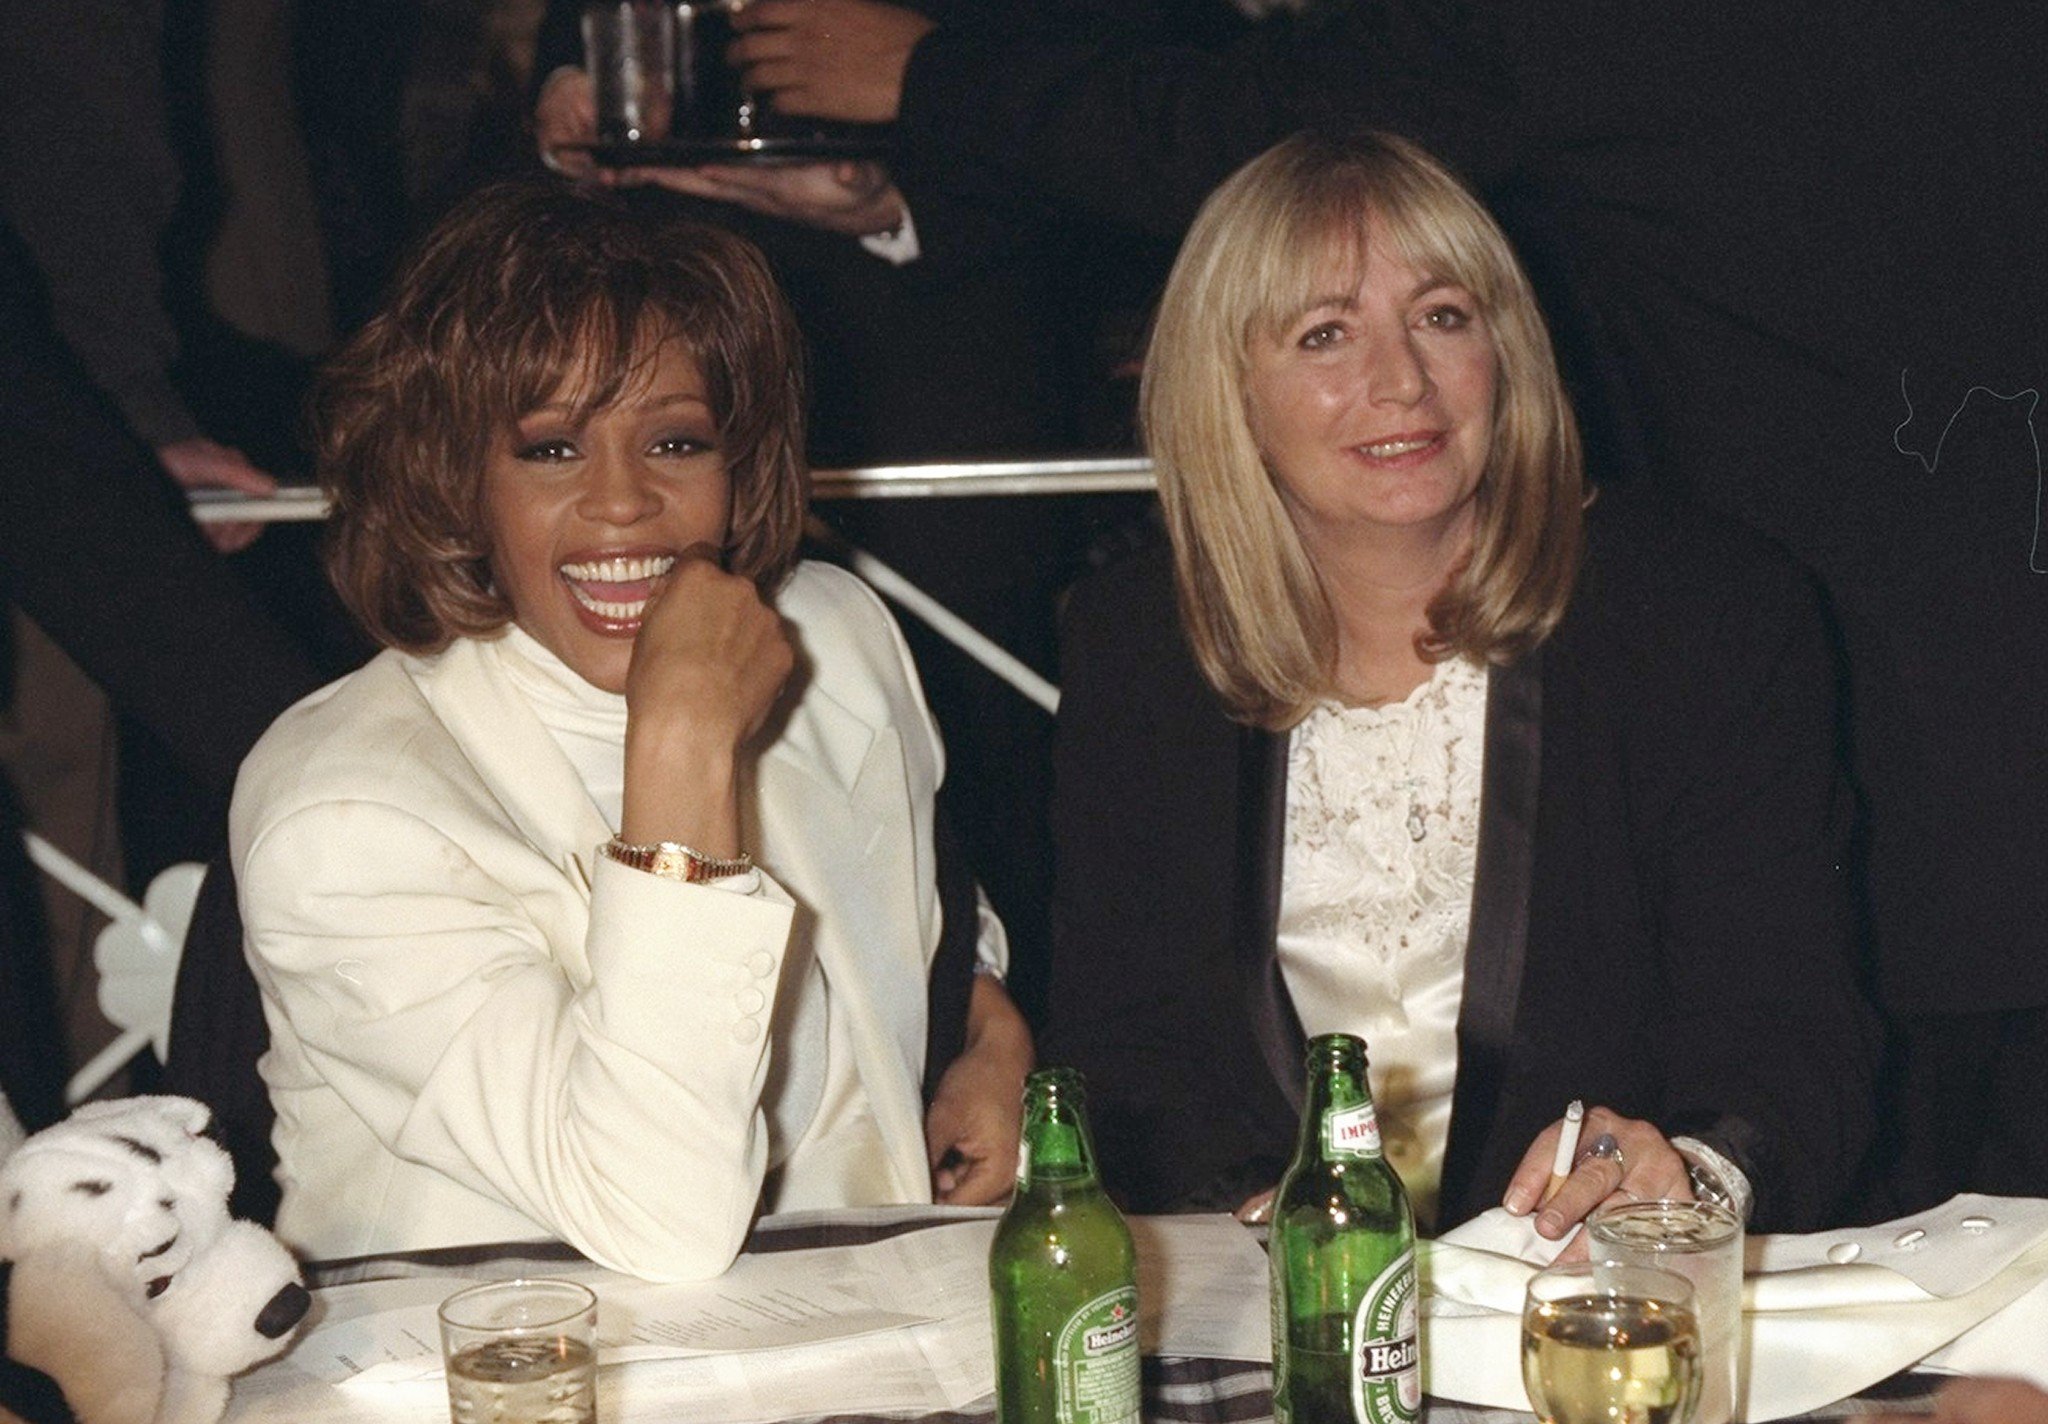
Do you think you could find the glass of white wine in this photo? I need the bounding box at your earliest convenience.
[438,1278,599,1424]
[1522,1261,1702,1424]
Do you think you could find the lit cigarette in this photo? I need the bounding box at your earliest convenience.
[1540,1100,1585,1206]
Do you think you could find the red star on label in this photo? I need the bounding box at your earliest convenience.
[1110,1305,1127,1321]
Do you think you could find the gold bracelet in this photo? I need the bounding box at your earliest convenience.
[599,835,753,884]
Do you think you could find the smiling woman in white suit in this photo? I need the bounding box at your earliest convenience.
[229,180,1032,1281]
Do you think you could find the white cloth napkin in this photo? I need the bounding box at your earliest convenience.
[1419,1195,2048,1419]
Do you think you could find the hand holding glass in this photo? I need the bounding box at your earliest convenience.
[1522,1261,1701,1424]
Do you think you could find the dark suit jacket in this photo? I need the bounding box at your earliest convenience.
[1046,495,1878,1233]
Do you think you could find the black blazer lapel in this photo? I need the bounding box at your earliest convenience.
[1236,723,1307,1116]
[1442,649,1544,1213]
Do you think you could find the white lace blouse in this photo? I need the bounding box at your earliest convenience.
[1277,655,1487,1229]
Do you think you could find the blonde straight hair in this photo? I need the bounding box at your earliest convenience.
[1141,130,1584,729]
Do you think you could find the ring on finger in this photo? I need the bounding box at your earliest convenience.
[1582,1132,1627,1180]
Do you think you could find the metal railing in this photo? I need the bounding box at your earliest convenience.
[186,456,1157,524]
[188,457,1156,711]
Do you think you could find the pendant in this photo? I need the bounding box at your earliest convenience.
[1406,803,1428,841]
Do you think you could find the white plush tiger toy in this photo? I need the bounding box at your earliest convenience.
[0,1097,308,1424]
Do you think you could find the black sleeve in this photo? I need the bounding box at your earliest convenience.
[1645,536,1879,1230]
[1550,503,1880,1232]
[0,0,195,444]
[0,226,321,795]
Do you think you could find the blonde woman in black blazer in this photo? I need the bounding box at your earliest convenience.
[1046,132,1876,1237]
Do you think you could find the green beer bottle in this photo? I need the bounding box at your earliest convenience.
[989,1067,1142,1424]
[1270,1033,1420,1424]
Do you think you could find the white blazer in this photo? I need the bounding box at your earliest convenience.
[231,564,955,1280]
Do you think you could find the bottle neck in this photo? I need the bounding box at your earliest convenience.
[1018,1072,1101,1191]
[1295,1036,1380,1161]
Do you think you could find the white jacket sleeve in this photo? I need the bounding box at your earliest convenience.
[241,798,795,1281]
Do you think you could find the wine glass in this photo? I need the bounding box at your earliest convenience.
[1522,1261,1702,1424]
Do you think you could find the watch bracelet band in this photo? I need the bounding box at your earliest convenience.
[1670,1134,1755,1224]
[599,834,753,884]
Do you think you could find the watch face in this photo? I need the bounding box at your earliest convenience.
[604,837,747,882]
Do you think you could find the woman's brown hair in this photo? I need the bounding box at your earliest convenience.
[314,179,809,653]
[1141,130,1585,728]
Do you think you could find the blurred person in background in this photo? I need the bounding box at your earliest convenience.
[0,0,346,1091]
[0,218,321,1129]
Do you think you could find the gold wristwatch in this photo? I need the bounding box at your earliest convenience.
[599,835,753,884]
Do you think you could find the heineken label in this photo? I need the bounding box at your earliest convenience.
[1321,1101,1384,1159]
[1052,1285,1141,1424]
[1349,1249,1420,1424]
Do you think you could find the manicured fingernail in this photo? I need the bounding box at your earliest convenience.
[1537,1211,1564,1237]
[1503,1186,1531,1214]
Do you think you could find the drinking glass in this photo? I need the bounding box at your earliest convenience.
[1522,1261,1701,1424]
[439,1278,599,1424]
[673,0,753,139]
[1591,1199,1743,1424]
[582,0,675,143]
